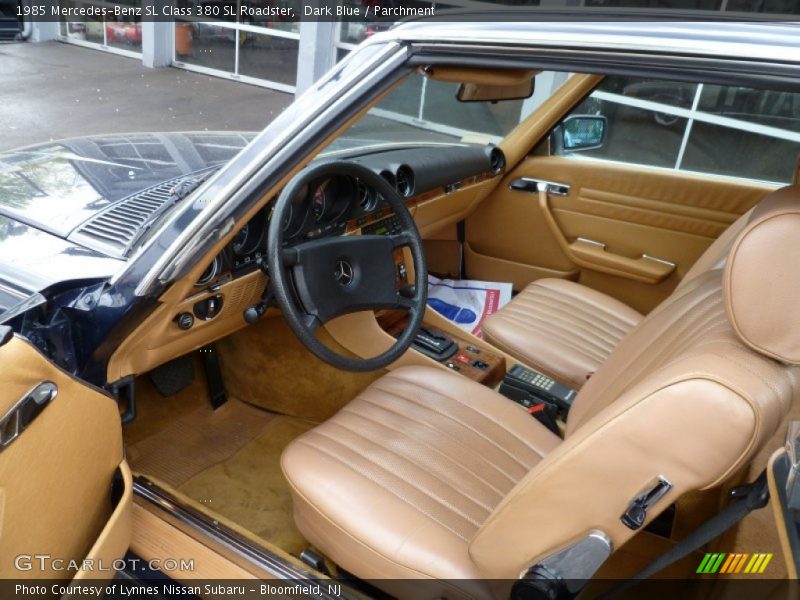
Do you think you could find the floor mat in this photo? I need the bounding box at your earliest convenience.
[126,399,314,557]
[178,415,315,556]
[126,399,274,487]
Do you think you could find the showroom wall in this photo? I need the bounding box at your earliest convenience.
[28,0,799,96]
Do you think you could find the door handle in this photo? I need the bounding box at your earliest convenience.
[0,381,57,452]
[509,177,570,197]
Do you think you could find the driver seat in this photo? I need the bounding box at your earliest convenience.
[281,187,800,599]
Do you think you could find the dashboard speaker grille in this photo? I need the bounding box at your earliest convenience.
[227,276,265,314]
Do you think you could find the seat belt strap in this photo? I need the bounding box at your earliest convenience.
[601,471,769,599]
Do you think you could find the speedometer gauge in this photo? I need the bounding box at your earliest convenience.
[309,177,353,223]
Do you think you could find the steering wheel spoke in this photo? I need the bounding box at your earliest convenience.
[282,247,300,267]
[395,294,416,311]
[389,232,413,249]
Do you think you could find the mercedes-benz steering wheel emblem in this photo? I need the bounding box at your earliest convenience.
[335,259,354,286]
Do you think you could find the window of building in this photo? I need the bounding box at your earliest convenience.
[58,0,142,57]
[172,1,302,92]
[556,76,800,184]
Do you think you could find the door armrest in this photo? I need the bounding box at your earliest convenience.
[570,239,675,284]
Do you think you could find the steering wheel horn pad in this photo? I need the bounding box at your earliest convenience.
[286,235,402,323]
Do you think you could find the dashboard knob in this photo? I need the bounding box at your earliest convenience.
[243,304,265,324]
[175,312,194,330]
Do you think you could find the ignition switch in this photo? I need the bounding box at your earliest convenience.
[194,294,224,320]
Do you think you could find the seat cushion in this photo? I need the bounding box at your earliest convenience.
[482,279,643,389]
[281,366,560,598]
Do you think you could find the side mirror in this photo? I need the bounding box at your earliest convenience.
[561,115,607,152]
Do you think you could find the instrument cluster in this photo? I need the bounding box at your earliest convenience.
[227,174,391,273]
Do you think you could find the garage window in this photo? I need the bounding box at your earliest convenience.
[556,76,800,184]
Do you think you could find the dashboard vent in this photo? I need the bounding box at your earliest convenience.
[70,175,193,258]
[489,148,506,175]
[395,166,414,197]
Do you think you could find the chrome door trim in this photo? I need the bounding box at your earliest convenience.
[0,381,57,452]
[132,476,364,599]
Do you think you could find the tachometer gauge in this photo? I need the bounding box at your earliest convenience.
[270,185,308,238]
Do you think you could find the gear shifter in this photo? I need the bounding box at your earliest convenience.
[412,327,458,361]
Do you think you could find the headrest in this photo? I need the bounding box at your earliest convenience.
[725,185,800,365]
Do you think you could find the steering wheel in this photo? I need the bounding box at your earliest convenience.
[267,161,427,371]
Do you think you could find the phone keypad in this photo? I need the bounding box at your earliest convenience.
[513,367,555,390]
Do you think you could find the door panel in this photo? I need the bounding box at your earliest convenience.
[466,155,774,313]
[0,334,128,579]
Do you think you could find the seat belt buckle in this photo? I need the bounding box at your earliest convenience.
[527,400,560,435]
[620,475,673,531]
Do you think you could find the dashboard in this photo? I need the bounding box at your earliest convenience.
[189,143,505,308]
[107,142,507,380]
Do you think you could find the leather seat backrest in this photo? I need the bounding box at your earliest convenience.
[676,205,753,288]
[468,186,800,580]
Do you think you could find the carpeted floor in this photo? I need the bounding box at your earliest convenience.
[123,316,380,559]
[178,414,315,555]
[216,315,384,422]
[126,394,315,557]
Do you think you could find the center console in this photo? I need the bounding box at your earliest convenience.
[377,311,505,386]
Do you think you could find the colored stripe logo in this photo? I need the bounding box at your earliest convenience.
[697,553,772,574]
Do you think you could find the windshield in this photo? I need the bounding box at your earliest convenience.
[325,70,573,155]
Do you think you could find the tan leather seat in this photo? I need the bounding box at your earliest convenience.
[482,278,642,389]
[281,366,561,599]
[283,187,800,598]
[482,204,757,388]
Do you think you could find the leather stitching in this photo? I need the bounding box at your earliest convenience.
[374,377,554,464]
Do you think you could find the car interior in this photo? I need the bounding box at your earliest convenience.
[34,64,800,596]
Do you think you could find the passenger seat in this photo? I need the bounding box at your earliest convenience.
[482,197,765,389]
